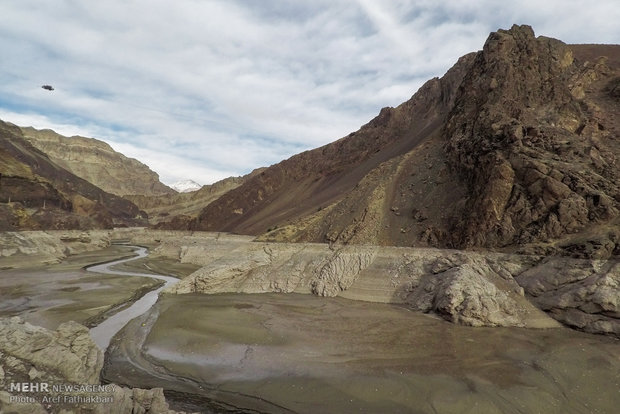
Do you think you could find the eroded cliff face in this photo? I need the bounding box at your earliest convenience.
[127,231,557,331]
[20,126,174,197]
[104,229,612,337]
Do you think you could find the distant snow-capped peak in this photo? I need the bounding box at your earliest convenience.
[171,179,202,193]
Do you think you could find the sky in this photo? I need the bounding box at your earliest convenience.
[0,1,618,186]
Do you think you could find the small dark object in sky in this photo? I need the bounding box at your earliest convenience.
[41,85,54,91]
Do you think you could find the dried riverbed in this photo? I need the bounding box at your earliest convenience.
[105,292,620,414]
[2,243,619,413]
[0,244,199,331]
[88,246,181,350]
[0,245,161,329]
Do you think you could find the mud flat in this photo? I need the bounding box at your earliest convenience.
[0,232,201,330]
[2,230,618,412]
[0,245,163,329]
[0,242,193,413]
[105,292,620,414]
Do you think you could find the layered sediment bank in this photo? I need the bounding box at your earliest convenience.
[112,229,618,336]
[0,230,112,269]
[3,229,617,335]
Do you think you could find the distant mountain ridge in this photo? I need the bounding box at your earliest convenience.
[170,179,202,193]
[3,25,618,259]
[125,169,266,226]
[20,126,175,197]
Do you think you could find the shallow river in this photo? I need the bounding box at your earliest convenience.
[88,246,179,350]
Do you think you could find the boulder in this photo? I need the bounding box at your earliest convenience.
[516,258,620,337]
[406,257,558,328]
[0,317,187,414]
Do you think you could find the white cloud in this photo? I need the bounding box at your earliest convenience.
[0,110,109,140]
[106,140,239,186]
[0,1,618,185]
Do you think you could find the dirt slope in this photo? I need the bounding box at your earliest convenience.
[191,52,476,237]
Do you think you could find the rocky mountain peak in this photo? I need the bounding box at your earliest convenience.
[443,25,619,250]
[170,179,202,193]
[177,26,619,259]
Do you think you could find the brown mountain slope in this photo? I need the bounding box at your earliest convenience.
[0,121,145,230]
[189,25,618,257]
[190,52,476,236]
[20,126,174,197]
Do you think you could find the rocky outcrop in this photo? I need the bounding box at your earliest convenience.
[20,126,174,197]
[406,255,551,327]
[516,257,620,337]
[0,317,102,384]
[0,317,185,414]
[444,25,620,250]
[0,230,111,269]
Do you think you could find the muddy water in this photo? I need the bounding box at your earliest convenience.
[104,292,620,414]
[88,246,179,350]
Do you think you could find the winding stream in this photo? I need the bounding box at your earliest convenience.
[88,246,179,350]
